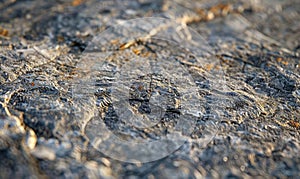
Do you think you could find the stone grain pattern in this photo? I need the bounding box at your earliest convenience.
[0,0,299,178]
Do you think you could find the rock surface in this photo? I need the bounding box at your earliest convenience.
[0,0,299,178]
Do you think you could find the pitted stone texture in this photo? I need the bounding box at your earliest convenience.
[0,0,299,178]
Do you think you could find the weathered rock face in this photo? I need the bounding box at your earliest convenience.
[0,0,299,178]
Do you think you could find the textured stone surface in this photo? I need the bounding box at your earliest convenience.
[0,0,299,178]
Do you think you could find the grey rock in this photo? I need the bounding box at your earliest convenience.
[0,0,299,178]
